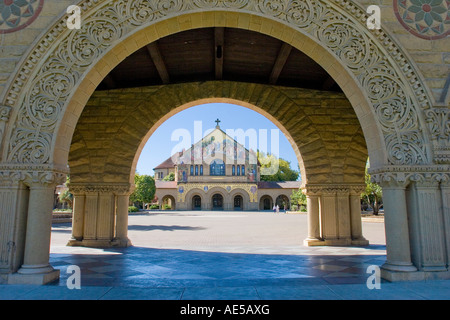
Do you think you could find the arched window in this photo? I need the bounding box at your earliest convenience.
[232,165,235,176]
[200,165,203,176]
[190,165,194,176]
[237,165,240,176]
[210,159,225,176]
[242,165,245,176]
[195,165,199,176]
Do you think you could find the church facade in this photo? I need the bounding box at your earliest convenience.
[154,122,300,211]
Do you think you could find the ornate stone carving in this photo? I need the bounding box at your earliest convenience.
[303,184,366,195]
[0,106,12,153]
[370,166,450,188]
[425,107,450,164]
[68,183,134,195]
[2,0,434,166]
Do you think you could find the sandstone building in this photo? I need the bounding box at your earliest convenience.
[154,121,300,211]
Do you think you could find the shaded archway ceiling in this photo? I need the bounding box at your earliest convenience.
[97,27,341,92]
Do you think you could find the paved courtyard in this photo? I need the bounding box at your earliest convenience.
[1,211,449,300]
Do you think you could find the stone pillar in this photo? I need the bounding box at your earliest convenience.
[70,192,85,242]
[320,188,338,242]
[440,176,450,269]
[0,172,29,276]
[303,184,366,246]
[303,188,321,246]
[407,173,447,272]
[67,183,132,248]
[349,186,369,245]
[336,188,351,242]
[115,193,132,247]
[374,174,417,275]
[9,171,66,284]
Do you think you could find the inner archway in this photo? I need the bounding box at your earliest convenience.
[192,195,202,210]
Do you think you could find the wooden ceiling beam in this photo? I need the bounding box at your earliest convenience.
[215,27,225,80]
[146,42,170,84]
[269,43,292,85]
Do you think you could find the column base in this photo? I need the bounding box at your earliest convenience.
[8,269,60,285]
[381,268,450,282]
[351,237,370,246]
[381,261,417,273]
[67,238,132,248]
[304,238,361,246]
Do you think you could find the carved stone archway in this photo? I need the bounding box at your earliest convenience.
[0,0,448,284]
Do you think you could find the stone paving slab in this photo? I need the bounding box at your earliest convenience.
[1,211,449,301]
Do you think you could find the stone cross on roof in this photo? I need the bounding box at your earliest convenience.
[215,118,221,128]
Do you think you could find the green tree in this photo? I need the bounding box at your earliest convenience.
[258,152,299,181]
[290,189,307,211]
[130,173,156,209]
[162,172,175,181]
[58,175,73,209]
[361,166,383,215]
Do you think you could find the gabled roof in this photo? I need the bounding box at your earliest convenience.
[153,152,182,170]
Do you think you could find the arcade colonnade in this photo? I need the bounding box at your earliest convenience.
[0,0,448,284]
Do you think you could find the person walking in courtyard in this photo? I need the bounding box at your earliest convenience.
[276,205,279,213]
[273,205,276,213]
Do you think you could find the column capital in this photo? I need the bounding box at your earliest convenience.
[68,183,135,195]
[370,167,450,189]
[0,167,67,189]
[302,184,365,196]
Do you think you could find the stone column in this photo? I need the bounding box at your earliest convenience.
[0,172,29,275]
[67,183,133,248]
[336,188,351,242]
[374,173,417,274]
[303,187,322,246]
[11,171,66,284]
[68,191,85,243]
[349,186,369,245]
[440,175,450,269]
[407,173,447,272]
[320,187,339,242]
[115,191,132,247]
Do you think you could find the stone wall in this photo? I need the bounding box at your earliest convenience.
[69,82,368,187]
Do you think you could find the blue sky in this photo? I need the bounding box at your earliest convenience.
[135,103,299,176]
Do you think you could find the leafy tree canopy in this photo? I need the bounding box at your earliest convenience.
[258,152,299,181]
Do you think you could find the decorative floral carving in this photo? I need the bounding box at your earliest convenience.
[425,107,450,163]
[2,0,434,167]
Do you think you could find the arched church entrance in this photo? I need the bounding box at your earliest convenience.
[0,2,447,285]
[276,195,290,211]
[234,195,243,211]
[212,194,224,211]
[260,196,274,211]
[192,195,202,211]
